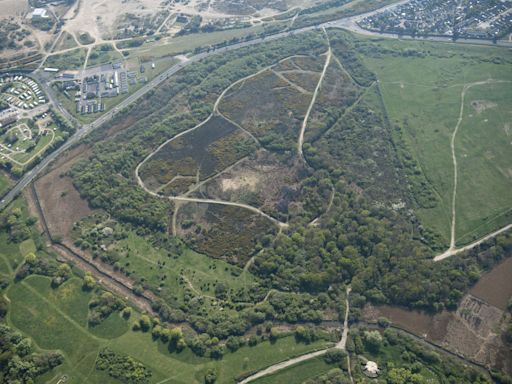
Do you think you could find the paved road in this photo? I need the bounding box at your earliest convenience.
[0,25,320,210]
[1,0,511,210]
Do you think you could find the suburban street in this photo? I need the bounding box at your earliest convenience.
[1,0,511,211]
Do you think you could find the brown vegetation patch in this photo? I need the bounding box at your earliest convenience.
[469,256,512,310]
[190,150,304,220]
[362,304,451,342]
[160,177,197,196]
[291,55,326,72]
[176,202,276,266]
[139,116,257,192]
[219,69,313,152]
[33,145,96,238]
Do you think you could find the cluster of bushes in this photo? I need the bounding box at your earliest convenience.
[348,327,492,384]
[95,347,152,384]
[0,206,33,242]
[0,316,63,382]
[88,291,125,326]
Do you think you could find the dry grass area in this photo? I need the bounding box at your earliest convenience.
[191,150,303,217]
[0,0,29,16]
[33,145,96,238]
[362,304,452,342]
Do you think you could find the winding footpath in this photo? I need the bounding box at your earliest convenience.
[134,53,331,230]
[298,28,332,162]
[239,287,351,384]
[434,79,512,261]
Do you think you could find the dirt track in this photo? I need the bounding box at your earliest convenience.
[134,54,329,230]
[239,287,351,384]
[297,28,331,162]
[435,79,512,261]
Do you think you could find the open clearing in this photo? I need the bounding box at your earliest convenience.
[362,39,512,247]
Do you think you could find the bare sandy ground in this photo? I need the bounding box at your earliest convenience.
[0,0,29,16]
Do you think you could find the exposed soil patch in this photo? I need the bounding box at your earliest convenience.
[469,256,512,310]
[362,304,451,342]
[33,145,96,238]
[443,294,505,369]
[470,99,497,114]
[364,293,512,374]
[221,172,260,192]
[191,150,307,219]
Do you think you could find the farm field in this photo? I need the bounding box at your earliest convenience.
[361,38,512,247]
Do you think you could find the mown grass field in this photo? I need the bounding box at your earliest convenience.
[252,356,335,384]
[361,39,512,246]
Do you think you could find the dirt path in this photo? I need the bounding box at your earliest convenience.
[309,187,335,227]
[271,69,312,95]
[297,29,331,162]
[239,287,351,383]
[434,223,512,261]
[181,274,216,300]
[135,55,324,230]
[436,79,511,261]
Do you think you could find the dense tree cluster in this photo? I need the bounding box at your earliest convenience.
[88,291,125,326]
[0,302,63,383]
[95,348,152,384]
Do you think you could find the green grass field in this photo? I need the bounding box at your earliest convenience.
[54,32,78,51]
[87,44,124,68]
[0,171,12,197]
[361,38,512,246]
[45,48,88,70]
[114,230,256,301]
[454,82,512,244]
[6,274,329,384]
[252,356,336,384]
